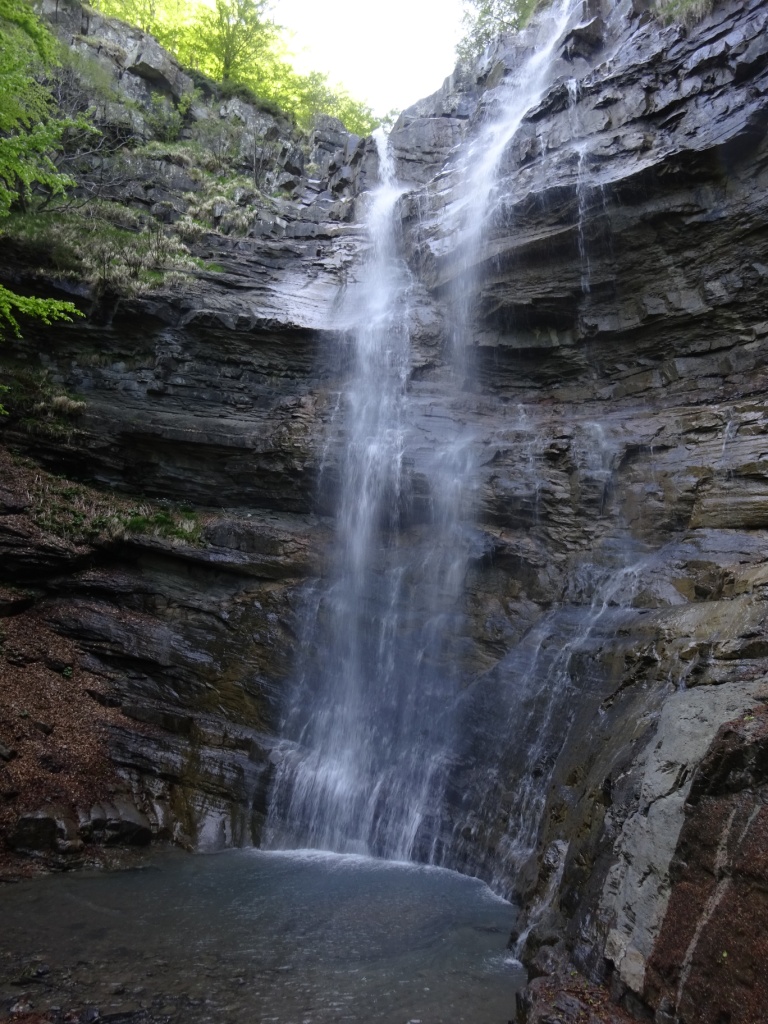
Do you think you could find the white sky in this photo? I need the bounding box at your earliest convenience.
[275,0,467,117]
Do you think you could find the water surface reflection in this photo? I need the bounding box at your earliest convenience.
[1,849,524,1023]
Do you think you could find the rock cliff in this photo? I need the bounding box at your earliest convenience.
[385,0,768,1019]
[2,0,768,1021]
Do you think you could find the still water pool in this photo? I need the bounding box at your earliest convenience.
[1,849,524,1024]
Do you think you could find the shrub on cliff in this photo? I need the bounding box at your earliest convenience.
[5,203,200,297]
[0,0,84,348]
[91,0,381,134]
[654,0,713,23]
[457,0,540,63]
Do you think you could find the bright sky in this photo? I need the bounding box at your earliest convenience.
[276,0,467,117]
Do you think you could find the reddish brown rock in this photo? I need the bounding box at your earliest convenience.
[520,958,642,1024]
[645,708,768,1024]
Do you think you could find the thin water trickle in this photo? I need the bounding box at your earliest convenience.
[447,0,583,355]
[448,538,656,897]
[461,0,579,226]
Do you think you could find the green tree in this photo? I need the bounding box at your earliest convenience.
[93,0,382,133]
[457,0,541,63]
[170,1,380,133]
[103,0,160,32]
[266,66,379,134]
[288,70,379,136]
[183,0,276,82]
[0,0,83,345]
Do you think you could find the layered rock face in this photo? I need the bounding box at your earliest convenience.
[385,0,768,1019]
[2,0,768,1020]
[1,0,369,861]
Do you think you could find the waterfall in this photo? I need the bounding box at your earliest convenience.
[264,128,468,860]
[266,0,585,866]
[453,0,581,255]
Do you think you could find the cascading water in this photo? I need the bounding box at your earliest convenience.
[454,0,581,248]
[443,0,583,371]
[266,0,586,870]
[265,129,469,860]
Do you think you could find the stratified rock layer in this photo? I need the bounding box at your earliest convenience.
[382,1,768,1018]
[2,0,768,1020]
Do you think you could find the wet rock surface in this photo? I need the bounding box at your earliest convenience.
[519,952,640,1024]
[0,451,317,866]
[0,946,250,1024]
[382,0,768,1018]
[643,705,768,1024]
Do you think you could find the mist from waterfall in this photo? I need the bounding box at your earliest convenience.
[264,129,468,860]
[266,0,585,866]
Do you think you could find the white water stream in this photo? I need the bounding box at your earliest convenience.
[265,130,467,859]
[266,0,586,870]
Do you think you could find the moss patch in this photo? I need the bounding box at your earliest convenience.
[3,447,204,547]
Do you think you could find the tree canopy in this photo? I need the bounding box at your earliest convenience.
[93,0,383,134]
[457,0,541,64]
[0,0,83,346]
[189,0,276,82]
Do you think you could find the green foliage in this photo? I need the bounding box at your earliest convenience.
[0,364,86,439]
[320,91,378,137]
[0,0,55,61]
[132,138,200,167]
[0,0,384,403]
[0,0,84,354]
[5,205,198,295]
[215,77,288,121]
[190,117,244,170]
[17,457,203,545]
[0,1,71,214]
[53,38,122,108]
[180,0,276,83]
[92,0,381,133]
[0,284,82,339]
[457,0,541,63]
[124,508,202,541]
[282,70,379,135]
[653,0,713,23]
[144,93,185,141]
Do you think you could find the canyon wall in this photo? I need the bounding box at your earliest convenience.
[387,4,768,1022]
[2,0,768,1020]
